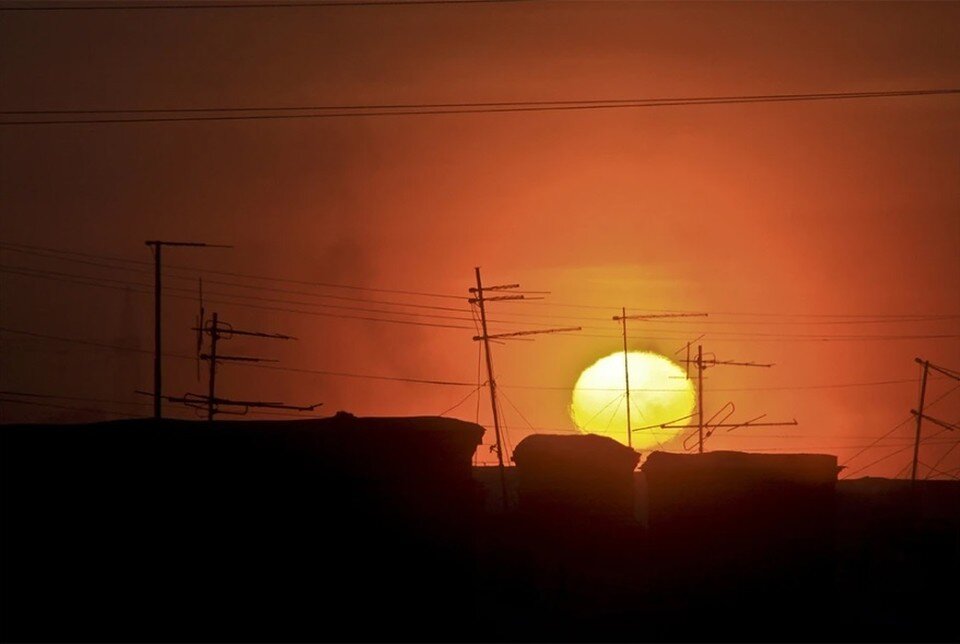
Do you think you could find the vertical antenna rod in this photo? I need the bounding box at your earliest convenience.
[207,312,219,421]
[621,308,633,448]
[152,244,162,419]
[697,344,704,454]
[474,267,508,510]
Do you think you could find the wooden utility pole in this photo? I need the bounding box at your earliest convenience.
[912,358,930,482]
[473,267,508,506]
[145,240,230,419]
[910,357,960,480]
[469,267,580,509]
[611,310,706,448]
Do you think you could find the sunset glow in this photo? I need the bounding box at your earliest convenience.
[570,351,696,450]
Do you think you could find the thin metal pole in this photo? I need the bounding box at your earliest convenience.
[621,307,632,448]
[152,243,162,419]
[697,344,704,454]
[475,267,508,510]
[207,312,218,421]
[911,359,929,482]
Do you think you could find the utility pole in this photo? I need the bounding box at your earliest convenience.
[611,310,706,448]
[910,357,960,481]
[473,268,507,505]
[911,359,929,482]
[469,267,580,509]
[145,240,230,419]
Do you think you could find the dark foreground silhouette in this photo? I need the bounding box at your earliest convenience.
[1,415,957,642]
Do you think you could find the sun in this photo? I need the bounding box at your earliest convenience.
[570,351,696,450]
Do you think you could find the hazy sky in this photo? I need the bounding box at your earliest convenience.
[2,1,958,477]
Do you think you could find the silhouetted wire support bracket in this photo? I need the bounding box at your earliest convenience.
[910,410,958,432]
[473,327,582,342]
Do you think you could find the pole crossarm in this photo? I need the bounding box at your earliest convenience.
[474,326,581,341]
[910,410,958,431]
[200,354,277,363]
[703,359,774,368]
[916,357,960,382]
[468,294,525,303]
[193,327,297,340]
[612,312,708,321]
[207,397,323,411]
[145,241,233,249]
[469,283,520,292]
[662,420,798,429]
[140,391,322,414]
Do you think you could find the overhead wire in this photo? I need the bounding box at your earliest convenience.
[3,89,958,125]
[0,0,529,10]
[8,262,957,342]
[0,241,464,301]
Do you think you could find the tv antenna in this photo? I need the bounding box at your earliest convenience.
[659,342,797,453]
[611,308,706,448]
[144,240,231,419]
[190,312,321,419]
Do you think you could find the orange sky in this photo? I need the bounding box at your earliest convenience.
[1,1,958,477]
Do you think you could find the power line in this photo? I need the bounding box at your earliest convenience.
[0,397,139,419]
[14,255,957,334]
[0,266,477,330]
[0,327,477,386]
[514,298,960,319]
[840,383,960,473]
[842,428,953,479]
[0,0,527,10]
[0,241,463,300]
[8,262,959,342]
[3,89,957,125]
[5,242,959,323]
[7,328,944,393]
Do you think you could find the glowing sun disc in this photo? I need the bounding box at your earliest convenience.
[570,351,696,450]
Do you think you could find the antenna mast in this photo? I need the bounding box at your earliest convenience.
[144,240,231,419]
[611,310,707,448]
[660,342,796,453]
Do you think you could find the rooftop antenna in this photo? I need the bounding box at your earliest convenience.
[469,267,581,510]
[612,310,706,448]
[144,240,231,419]
[660,341,797,453]
[138,312,321,420]
[193,312,319,420]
